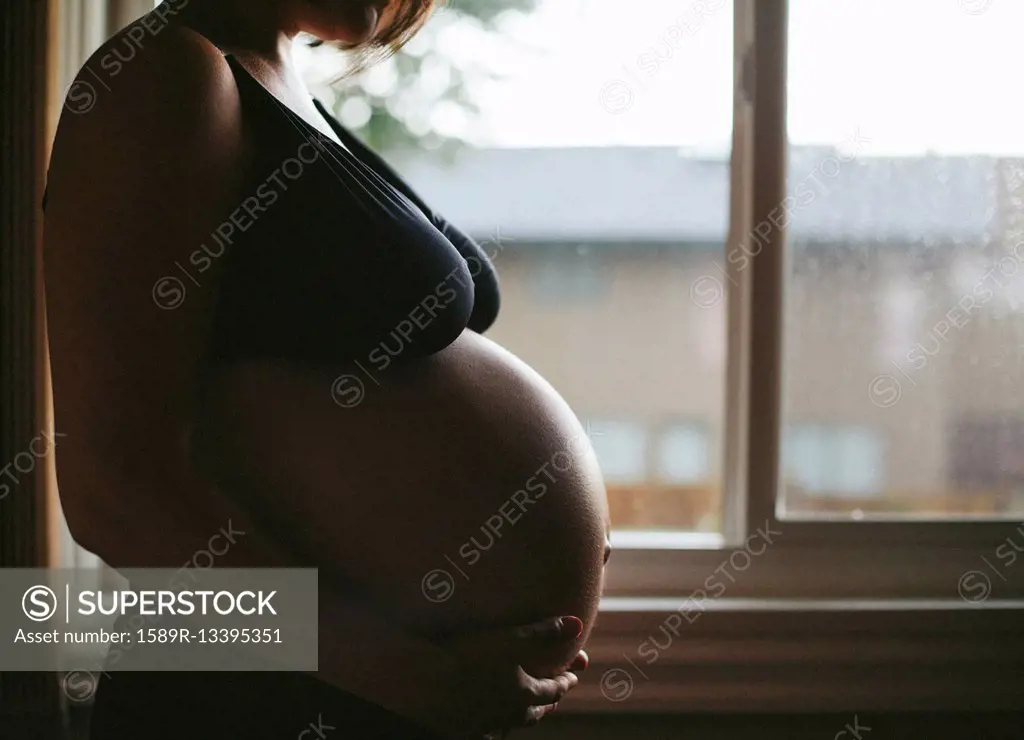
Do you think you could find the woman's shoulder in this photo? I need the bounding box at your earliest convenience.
[67,17,236,119]
[44,13,254,290]
[50,16,243,189]
[45,13,250,236]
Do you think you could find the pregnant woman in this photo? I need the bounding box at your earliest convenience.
[42,0,610,738]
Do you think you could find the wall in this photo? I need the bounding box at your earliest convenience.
[530,711,1024,740]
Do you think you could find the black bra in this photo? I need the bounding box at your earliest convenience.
[205,54,500,368]
[46,49,500,371]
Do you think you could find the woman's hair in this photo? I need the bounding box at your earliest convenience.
[310,0,440,75]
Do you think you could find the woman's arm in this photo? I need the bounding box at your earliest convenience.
[43,26,572,738]
[60,462,575,737]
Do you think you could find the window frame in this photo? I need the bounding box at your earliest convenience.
[606,0,1024,585]
[743,0,1024,550]
[593,2,1024,711]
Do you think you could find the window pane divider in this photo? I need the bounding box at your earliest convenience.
[744,0,788,540]
[720,0,756,548]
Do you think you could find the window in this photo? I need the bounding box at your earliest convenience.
[295,0,1024,713]
[582,419,717,532]
[949,417,1024,513]
[656,422,711,484]
[584,419,713,489]
[781,0,1024,521]
[587,420,648,484]
[783,425,884,499]
[877,280,926,365]
[530,251,608,304]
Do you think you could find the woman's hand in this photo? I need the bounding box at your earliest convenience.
[428,616,589,739]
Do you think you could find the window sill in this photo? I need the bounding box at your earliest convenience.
[568,599,1024,713]
[601,541,1024,600]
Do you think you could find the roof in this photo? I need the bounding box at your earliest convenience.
[389,146,1009,245]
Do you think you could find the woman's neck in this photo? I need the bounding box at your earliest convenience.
[167,0,297,60]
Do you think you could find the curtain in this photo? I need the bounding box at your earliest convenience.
[0,0,63,736]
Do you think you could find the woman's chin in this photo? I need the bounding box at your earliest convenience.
[299,1,382,46]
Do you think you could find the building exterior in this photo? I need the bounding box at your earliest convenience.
[394,146,1024,531]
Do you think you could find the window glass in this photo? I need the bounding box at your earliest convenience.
[656,424,710,484]
[783,0,1024,518]
[588,420,648,484]
[304,0,735,532]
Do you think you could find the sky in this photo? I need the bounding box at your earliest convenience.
[463,0,1024,155]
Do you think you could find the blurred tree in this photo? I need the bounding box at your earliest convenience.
[303,0,540,154]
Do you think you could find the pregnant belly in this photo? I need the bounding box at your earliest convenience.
[196,331,609,666]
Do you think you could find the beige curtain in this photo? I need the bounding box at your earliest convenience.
[44,0,153,585]
[108,0,156,33]
[45,0,111,581]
